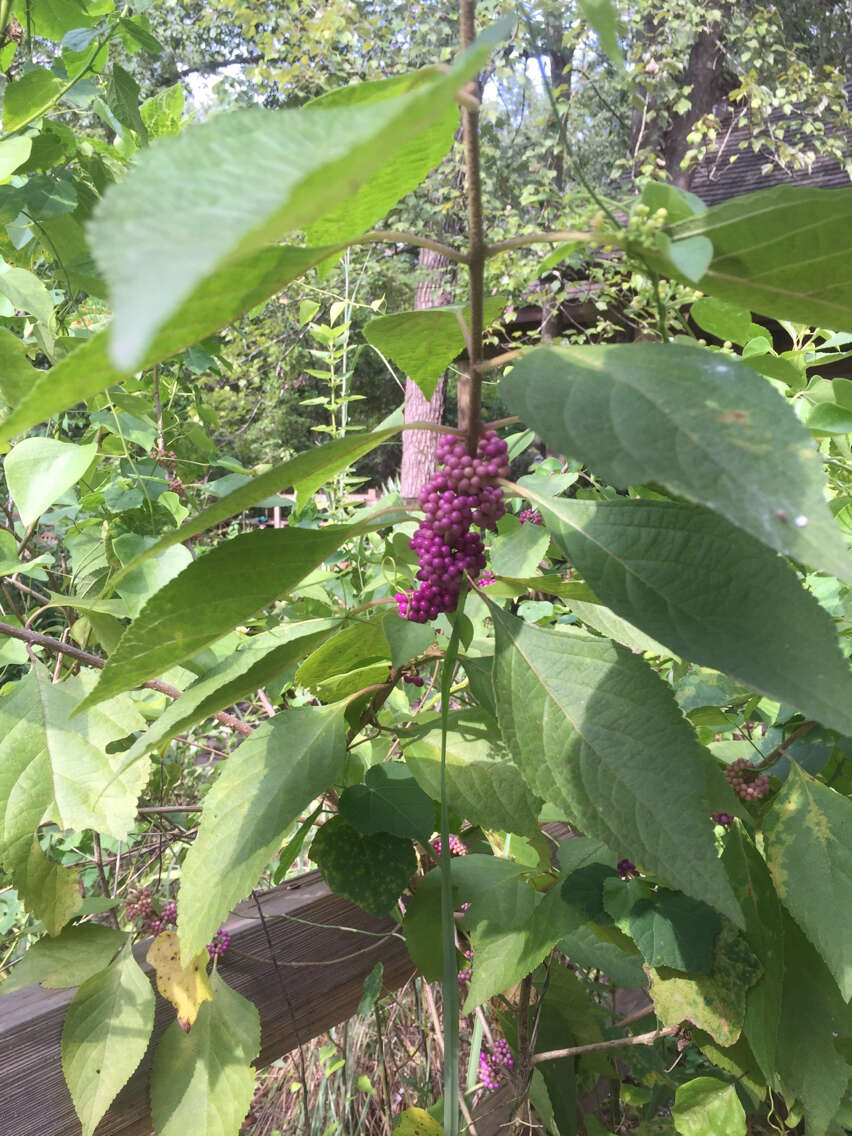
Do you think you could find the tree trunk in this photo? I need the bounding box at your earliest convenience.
[662,20,725,187]
[399,250,455,500]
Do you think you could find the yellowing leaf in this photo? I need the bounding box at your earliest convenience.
[392,1107,444,1135]
[146,931,212,1029]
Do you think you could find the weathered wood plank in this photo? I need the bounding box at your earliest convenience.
[0,872,414,1136]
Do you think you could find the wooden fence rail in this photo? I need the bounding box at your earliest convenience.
[0,872,415,1136]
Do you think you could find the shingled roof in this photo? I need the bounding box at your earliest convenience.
[689,81,852,206]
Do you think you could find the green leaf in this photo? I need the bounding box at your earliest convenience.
[672,1078,746,1136]
[578,0,623,67]
[640,182,705,223]
[558,922,647,988]
[667,185,852,329]
[721,827,784,1083]
[90,23,510,370]
[14,838,81,935]
[149,969,260,1136]
[0,265,56,325]
[0,243,345,444]
[501,343,852,583]
[401,709,543,837]
[2,69,65,134]
[525,494,852,735]
[0,135,33,182]
[382,612,435,670]
[304,70,460,250]
[690,298,762,345]
[357,961,384,1016]
[603,879,721,974]
[0,663,147,878]
[32,0,95,41]
[0,327,38,406]
[4,437,96,526]
[490,522,550,579]
[489,602,742,924]
[775,913,851,1136]
[392,1107,444,1136]
[453,856,581,1010]
[401,868,443,981]
[178,703,346,961]
[568,598,668,655]
[762,765,851,1000]
[296,616,390,693]
[649,924,762,1046]
[105,63,147,143]
[657,233,713,284]
[363,295,507,399]
[806,401,852,434]
[140,81,184,138]
[118,16,164,56]
[61,948,155,1136]
[77,519,397,711]
[340,763,435,843]
[120,620,337,763]
[309,814,416,917]
[0,923,124,996]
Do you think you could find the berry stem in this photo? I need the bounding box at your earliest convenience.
[752,719,817,771]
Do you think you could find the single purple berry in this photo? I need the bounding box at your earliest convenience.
[617,858,639,880]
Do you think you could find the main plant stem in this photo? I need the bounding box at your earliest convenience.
[458,0,485,455]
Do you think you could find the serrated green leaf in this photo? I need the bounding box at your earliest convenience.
[90,22,510,370]
[721,827,784,1082]
[357,961,384,1016]
[0,663,147,878]
[4,437,96,526]
[0,923,124,996]
[105,63,147,143]
[649,924,761,1046]
[775,913,851,1135]
[490,522,550,579]
[61,948,155,1136]
[340,763,435,843]
[489,602,742,924]
[178,703,346,961]
[558,922,647,988]
[382,611,435,670]
[310,814,416,917]
[667,185,852,329]
[121,620,337,764]
[363,295,507,399]
[401,709,543,837]
[501,343,852,582]
[32,0,95,41]
[304,70,459,252]
[77,518,400,711]
[296,616,390,692]
[525,494,852,735]
[149,969,260,1136]
[672,1077,746,1136]
[603,879,721,974]
[763,765,851,1000]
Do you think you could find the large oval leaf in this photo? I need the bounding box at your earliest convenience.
[524,492,852,735]
[488,600,742,924]
[501,342,852,583]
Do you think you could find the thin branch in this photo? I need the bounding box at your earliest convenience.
[476,353,521,375]
[485,229,593,257]
[355,229,468,264]
[753,719,817,771]
[532,1024,679,1065]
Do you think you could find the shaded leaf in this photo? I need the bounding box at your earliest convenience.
[178,704,346,961]
[526,493,852,735]
[0,923,124,996]
[763,765,851,1000]
[15,839,81,936]
[310,814,416,917]
[558,922,647,989]
[490,522,550,579]
[149,969,260,1136]
[357,961,384,1016]
[382,612,435,670]
[340,763,435,843]
[489,602,742,924]
[690,298,762,345]
[61,948,155,1136]
[603,879,721,974]
[501,343,852,583]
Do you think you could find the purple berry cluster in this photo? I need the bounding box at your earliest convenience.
[617,858,639,880]
[206,927,231,959]
[479,1039,515,1091]
[432,834,469,857]
[125,888,177,935]
[711,812,734,826]
[519,508,543,525]
[477,569,496,587]
[458,948,474,993]
[403,672,424,688]
[396,431,510,623]
[724,758,770,801]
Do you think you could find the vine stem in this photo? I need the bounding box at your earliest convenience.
[532,1024,679,1065]
[458,0,485,455]
[0,619,252,735]
[356,229,468,264]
